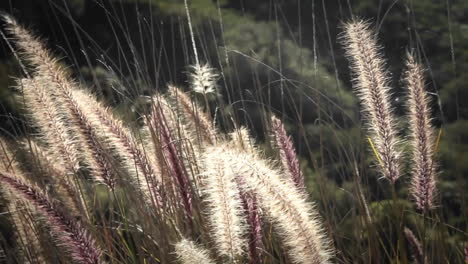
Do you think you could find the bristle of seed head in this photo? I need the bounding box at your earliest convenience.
[229,127,256,152]
[342,20,401,183]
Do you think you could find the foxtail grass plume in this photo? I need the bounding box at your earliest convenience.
[71,89,162,206]
[149,100,193,216]
[271,116,304,188]
[0,172,101,264]
[404,54,437,212]
[404,227,426,264]
[342,20,401,183]
[228,128,263,263]
[168,85,217,144]
[237,181,263,264]
[229,127,256,153]
[18,78,80,173]
[0,140,46,262]
[174,239,215,264]
[202,145,248,260]
[189,63,219,94]
[4,16,116,188]
[204,145,333,264]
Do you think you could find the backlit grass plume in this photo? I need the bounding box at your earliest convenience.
[4,15,116,188]
[404,53,437,212]
[0,11,463,264]
[189,63,219,94]
[71,89,161,206]
[203,145,333,264]
[271,115,304,188]
[0,172,101,264]
[201,144,248,260]
[404,227,426,264]
[169,85,217,144]
[342,20,401,183]
[174,238,215,264]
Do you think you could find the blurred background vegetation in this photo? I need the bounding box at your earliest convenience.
[0,0,466,262]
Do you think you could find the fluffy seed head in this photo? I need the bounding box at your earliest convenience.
[404,54,437,212]
[271,116,304,188]
[342,20,401,183]
[202,145,248,259]
[0,172,101,264]
[189,63,218,94]
[404,227,426,264]
[203,145,333,264]
[174,239,215,264]
[168,85,217,144]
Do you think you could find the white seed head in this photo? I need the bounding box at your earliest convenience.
[189,63,219,94]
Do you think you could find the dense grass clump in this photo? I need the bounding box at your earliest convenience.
[0,7,465,264]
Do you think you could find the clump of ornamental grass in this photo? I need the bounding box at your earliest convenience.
[203,145,334,264]
[341,19,448,263]
[342,20,439,210]
[0,14,335,264]
[0,10,458,264]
